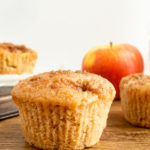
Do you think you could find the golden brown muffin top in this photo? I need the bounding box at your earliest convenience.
[12,70,116,108]
[0,43,35,53]
[120,73,150,91]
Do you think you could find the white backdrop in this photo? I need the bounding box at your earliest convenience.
[0,0,149,72]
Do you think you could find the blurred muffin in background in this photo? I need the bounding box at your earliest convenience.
[0,43,37,74]
[120,73,150,128]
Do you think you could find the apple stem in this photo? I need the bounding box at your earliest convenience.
[110,42,112,48]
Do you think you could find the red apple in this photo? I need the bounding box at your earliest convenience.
[82,43,144,98]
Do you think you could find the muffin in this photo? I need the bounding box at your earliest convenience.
[12,70,116,149]
[120,73,150,128]
[0,43,37,74]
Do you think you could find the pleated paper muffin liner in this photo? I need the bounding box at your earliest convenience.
[121,89,150,128]
[17,100,112,150]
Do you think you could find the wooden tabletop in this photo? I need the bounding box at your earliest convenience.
[0,101,150,150]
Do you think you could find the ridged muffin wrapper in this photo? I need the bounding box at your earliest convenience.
[16,99,112,150]
[121,87,150,128]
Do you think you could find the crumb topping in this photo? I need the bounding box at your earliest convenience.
[12,70,116,108]
[120,73,150,89]
[0,43,32,53]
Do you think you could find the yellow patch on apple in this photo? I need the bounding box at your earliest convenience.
[84,49,96,67]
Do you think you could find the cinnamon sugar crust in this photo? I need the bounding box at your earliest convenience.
[12,70,116,108]
[0,43,32,53]
[120,73,150,93]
